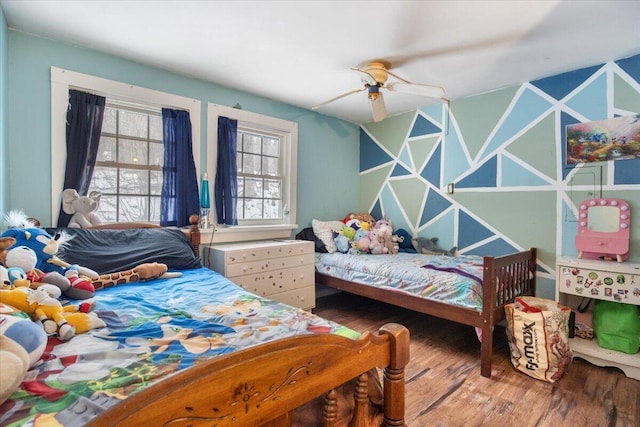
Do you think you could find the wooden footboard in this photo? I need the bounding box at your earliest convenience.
[88,323,410,427]
[316,248,537,378]
[479,247,537,377]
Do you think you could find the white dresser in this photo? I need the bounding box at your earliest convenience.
[204,240,315,310]
[556,257,640,380]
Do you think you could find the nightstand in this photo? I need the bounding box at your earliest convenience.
[204,240,315,310]
[556,257,640,380]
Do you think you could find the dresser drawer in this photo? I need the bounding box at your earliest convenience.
[224,242,313,265]
[231,264,314,296]
[269,286,315,310]
[225,253,314,277]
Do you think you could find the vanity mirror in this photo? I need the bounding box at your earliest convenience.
[575,198,630,262]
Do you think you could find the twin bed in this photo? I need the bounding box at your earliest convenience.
[1,217,409,427]
[311,235,537,378]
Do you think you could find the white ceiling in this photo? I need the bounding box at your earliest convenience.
[2,0,640,124]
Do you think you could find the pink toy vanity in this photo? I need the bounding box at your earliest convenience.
[575,198,630,262]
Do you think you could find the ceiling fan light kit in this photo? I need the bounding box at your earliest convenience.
[313,60,447,122]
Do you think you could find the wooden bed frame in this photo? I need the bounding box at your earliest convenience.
[89,323,409,427]
[316,248,537,378]
[84,216,410,426]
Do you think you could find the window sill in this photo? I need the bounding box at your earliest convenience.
[199,224,298,245]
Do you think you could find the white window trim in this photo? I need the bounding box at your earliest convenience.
[207,103,297,243]
[50,67,201,226]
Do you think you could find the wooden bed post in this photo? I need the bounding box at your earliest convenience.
[188,214,201,254]
[481,256,497,378]
[380,323,410,427]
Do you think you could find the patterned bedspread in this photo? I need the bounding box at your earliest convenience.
[315,252,486,310]
[1,267,357,427]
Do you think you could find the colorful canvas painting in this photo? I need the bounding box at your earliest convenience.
[566,114,640,163]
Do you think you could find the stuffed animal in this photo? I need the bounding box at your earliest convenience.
[0,334,29,405]
[0,236,16,267]
[3,243,94,300]
[3,209,37,229]
[411,237,457,256]
[368,229,387,255]
[0,282,46,404]
[343,212,376,229]
[1,227,98,299]
[62,189,103,228]
[374,217,398,255]
[352,228,370,254]
[0,287,105,341]
[91,262,177,290]
[0,308,48,367]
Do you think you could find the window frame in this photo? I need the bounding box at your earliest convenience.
[207,103,297,243]
[50,67,201,226]
[91,101,165,223]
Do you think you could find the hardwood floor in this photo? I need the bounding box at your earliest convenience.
[314,292,640,427]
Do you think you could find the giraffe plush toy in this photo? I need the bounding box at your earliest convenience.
[91,262,180,290]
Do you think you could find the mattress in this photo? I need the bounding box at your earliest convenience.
[315,252,486,311]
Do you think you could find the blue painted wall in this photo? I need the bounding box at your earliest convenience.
[0,10,7,215]
[361,54,640,299]
[4,31,360,231]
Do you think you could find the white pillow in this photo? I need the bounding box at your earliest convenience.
[312,219,345,254]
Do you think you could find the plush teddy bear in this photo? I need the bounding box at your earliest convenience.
[411,237,457,256]
[62,188,103,228]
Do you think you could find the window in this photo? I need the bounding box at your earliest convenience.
[208,104,297,240]
[237,128,285,223]
[50,67,200,226]
[89,103,164,222]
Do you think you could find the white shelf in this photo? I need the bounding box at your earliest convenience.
[556,257,640,381]
[571,338,640,380]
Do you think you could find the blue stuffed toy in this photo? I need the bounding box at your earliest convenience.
[1,227,98,299]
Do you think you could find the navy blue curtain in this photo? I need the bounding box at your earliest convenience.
[215,116,238,225]
[57,90,106,227]
[160,108,199,227]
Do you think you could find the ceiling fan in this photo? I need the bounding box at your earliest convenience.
[312,61,447,122]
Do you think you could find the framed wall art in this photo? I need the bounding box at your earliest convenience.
[566,114,640,164]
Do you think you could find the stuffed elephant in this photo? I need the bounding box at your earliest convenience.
[62,189,103,228]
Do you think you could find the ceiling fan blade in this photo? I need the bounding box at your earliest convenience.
[370,92,387,122]
[312,88,365,110]
[385,81,445,99]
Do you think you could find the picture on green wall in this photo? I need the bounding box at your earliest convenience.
[566,114,640,163]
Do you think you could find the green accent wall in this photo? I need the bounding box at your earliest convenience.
[361,56,640,299]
